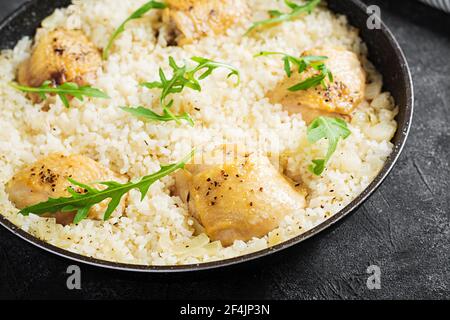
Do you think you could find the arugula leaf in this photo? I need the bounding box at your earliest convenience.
[121,106,194,126]
[131,56,239,125]
[139,57,193,125]
[186,57,240,88]
[255,51,332,91]
[102,1,167,60]
[19,150,195,224]
[246,0,321,35]
[255,51,327,76]
[307,117,351,175]
[11,81,110,108]
[288,73,325,91]
[290,63,333,91]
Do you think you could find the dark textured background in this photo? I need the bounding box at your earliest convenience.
[0,0,449,300]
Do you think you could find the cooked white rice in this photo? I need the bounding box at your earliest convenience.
[0,0,398,265]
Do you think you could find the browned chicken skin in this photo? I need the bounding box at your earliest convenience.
[6,153,125,225]
[18,28,101,91]
[175,152,307,246]
[268,47,366,124]
[163,0,249,45]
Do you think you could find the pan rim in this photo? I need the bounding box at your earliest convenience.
[0,0,414,273]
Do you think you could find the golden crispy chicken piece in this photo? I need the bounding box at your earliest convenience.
[163,0,249,45]
[175,152,307,246]
[268,47,366,124]
[6,153,125,225]
[18,28,101,90]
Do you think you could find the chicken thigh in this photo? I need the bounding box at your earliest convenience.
[18,28,101,92]
[6,153,125,225]
[163,0,249,45]
[175,153,306,246]
[268,47,366,124]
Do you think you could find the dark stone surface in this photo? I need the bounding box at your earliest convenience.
[0,0,449,300]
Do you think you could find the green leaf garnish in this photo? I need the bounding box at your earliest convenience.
[307,117,351,175]
[255,51,327,76]
[19,150,195,224]
[255,51,333,91]
[102,1,167,60]
[289,63,333,91]
[246,0,321,35]
[121,106,194,126]
[11,81,110,108]
[185,56,241,87]
[126,56,239,125]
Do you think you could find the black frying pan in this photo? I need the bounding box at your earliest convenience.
[0,0,413,272]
